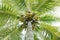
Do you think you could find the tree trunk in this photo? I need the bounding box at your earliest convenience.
[25,21,34,40]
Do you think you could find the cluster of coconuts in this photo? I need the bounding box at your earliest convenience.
[20,11,39,22]
[19,11,40,30]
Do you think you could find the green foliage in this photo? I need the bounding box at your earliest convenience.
[0,0,60,40]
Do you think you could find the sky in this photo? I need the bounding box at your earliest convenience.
[52,6,60,26]
[52,6,60,32]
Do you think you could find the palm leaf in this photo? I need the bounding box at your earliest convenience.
[34,32,40,40]
[39,13,60,23]
[35,22,60,40]
[0,13,23,40]
[0,0,22,17]
[27,0,60,13]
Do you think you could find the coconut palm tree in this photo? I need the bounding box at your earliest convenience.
[0,0,60,40]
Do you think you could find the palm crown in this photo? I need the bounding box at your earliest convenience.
[0,0,60,40]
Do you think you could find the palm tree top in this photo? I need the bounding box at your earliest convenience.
[0,0,60,40]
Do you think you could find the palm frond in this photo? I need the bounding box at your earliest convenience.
[34,32,40,40]
[0,0,22,17]
[36,0,57,13]
[31,0,60,13]
[12,0,27,10]
[9,29,22,40]
[0,13,23,40]
[39,13,60,23]
[35,22,60,40]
